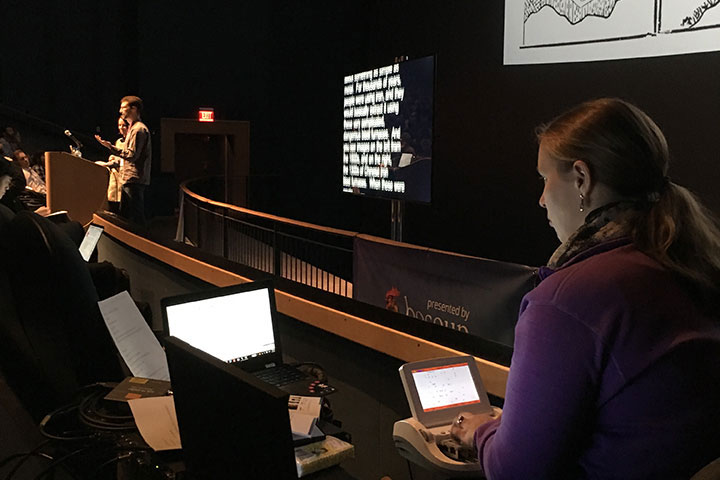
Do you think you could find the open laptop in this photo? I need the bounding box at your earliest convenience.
[161,281,324,396]
[79,224,104,261]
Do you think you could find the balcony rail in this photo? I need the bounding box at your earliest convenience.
[178,178,356,298]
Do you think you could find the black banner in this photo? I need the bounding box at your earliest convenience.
[353,236,537,346]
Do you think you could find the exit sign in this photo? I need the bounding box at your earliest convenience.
[198,108,215,122]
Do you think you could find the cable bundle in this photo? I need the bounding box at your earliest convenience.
[0,383,152,480]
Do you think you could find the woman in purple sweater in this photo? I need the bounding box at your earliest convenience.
[451,98,720,479]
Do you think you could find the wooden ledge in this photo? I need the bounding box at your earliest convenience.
[93,214,509,398]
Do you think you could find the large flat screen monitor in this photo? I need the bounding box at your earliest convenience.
[342,55,435,203]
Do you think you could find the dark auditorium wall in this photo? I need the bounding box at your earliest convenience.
[2,1,719,267]
[0,0,137,136]
[135,0,720,267]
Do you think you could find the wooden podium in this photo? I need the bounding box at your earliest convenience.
[45,151,109,225]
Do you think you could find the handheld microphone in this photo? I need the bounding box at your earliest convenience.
[64,129,83,148]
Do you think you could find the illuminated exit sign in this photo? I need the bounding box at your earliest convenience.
[198,108,215,122]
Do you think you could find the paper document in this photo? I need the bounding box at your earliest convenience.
[98,291,170,381]
[128,396,182,451]
[288,395,322,418]
[289,411,317,436]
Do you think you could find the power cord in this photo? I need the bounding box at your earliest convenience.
[0,441,51,470]
[12,382,142,479]
[0,441,53,480]
[39,404,98,442]
[77,389,135,431]
[30,446,92,480]
[406,459,416,480]
[292,362,329,383]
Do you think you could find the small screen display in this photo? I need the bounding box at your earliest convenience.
[79,225,103,261]
[412,362,481,412]
[165,288,276,363]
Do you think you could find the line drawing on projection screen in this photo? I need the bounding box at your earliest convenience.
[504,0,720,64]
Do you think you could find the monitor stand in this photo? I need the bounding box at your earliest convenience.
[391,199,404,242]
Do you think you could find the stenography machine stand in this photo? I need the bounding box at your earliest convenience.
[392,356,501,478]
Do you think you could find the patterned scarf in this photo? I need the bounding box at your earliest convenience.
[547,202,644,269]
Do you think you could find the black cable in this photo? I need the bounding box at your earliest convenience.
[77,390,135,431]
[10,383,145,480]
[89,451,134,478]
[78,413,135,431]
[2,440,52,480]
[30,446,91,480]
[291,361,329,382]
[0,453,53,479]
[87,447,152,479]
[0,453,26,470]
[37,385,119,441]
[0,450,52,468]
[1,454,55,480]
[39,405,97,442]
[87,391,133,421]
[406,459,415,480]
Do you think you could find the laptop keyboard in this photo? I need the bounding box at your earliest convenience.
[255,365,309,387]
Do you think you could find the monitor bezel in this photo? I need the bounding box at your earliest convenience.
[399,355,493,428]
[342,53,436,205]
[160,279,283,371]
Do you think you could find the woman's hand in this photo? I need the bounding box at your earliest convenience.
[450,411,499,448]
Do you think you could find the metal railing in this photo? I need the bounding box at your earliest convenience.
[179,179,355,298]
[174,176,520,367]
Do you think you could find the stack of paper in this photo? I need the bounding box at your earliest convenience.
[295,436,354,477]
[288,395,323,437]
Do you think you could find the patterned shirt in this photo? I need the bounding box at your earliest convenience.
[115,120,151,185]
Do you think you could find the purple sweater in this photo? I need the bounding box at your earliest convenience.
[474,239,720,479]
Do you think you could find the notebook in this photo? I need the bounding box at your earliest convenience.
[79,224,104,261]
[161,281,318,395]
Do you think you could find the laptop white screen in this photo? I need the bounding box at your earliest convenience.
[165,288,276,363]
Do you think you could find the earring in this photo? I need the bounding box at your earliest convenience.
[579,193,585,212]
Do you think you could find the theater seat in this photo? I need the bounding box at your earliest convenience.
[0,204,14,226]
[0,211,123,420]
[691,457,720,480]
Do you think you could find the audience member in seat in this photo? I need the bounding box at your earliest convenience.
[7,149,47,212]
[0,157,14,202]
[13,149,46,195]
[0,154,27,213]
[28,151,46,182]
[450,98,720,479]
[0,126,22,157]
